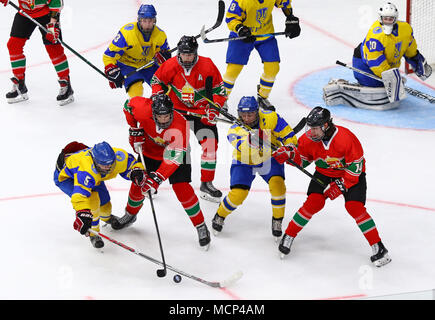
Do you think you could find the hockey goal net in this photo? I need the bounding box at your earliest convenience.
[405,0,435,74]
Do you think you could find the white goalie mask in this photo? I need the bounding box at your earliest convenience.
[378,2,398,35]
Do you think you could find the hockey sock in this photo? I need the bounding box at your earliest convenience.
[285,193,325,237]
[345,201,381,246]
[172,182,205,226]
[258,61,279,98]
[125,182,145,215]
[268,176,286,220]
[44,44,70,80]
[223,63,244,96]
[99,201,112,222]
[7,37,27,80]
[200,137,218,182]
[127,81,144,98]
[217,188,249,218]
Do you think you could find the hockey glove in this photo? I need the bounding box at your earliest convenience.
[105,64,124,89]
[130,168,147,187]
[406,51,432,81]
[285,14,301,39]
[235,24,256,43]
[272,145,296,164]
[153,50,170,66]
[141,171,165,195]
[1,0,9,6]
[201,104,219,126]
[324,178,346,200]
[45,22,60,44]
[129,127,145,153]
[73,209,93,235]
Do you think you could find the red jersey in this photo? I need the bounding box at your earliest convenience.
[295,125,365,189]
[18,0,63,18]
[124,96,190,180]
[151,56,227,116]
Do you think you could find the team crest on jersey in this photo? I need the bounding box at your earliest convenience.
[142,46,151,56]
[325,156,344,169]
[394,42,402,59]
[20,0,35,10]
[181,83,195,104]
[256,8,268,25]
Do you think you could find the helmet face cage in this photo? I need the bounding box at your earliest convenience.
[305,107,332,142]
[378,2,398,34]
[177,36,198,70]
[91,142,116,176]
[237,96,260,127]
[152,94,174,130]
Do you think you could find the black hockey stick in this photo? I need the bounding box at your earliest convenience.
[336,60,435,104]
[124,0,225,79]
[137,145,167,278]
[200,26,287,43]
[88,229,243,288]
[7,1,108,80]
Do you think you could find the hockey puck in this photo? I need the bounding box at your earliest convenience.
[173,274,182,283]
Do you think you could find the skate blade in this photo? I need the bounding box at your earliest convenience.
[280,253,287,260]
[212,229,221,237]
[58,95,74,106]
[7,93,28,104]
[201,243,210,251]
[274,236,280,243]
[373,254,392,267]
[199,192,221,203]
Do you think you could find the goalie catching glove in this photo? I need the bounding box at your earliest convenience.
[324,178,346,200]
[406,50,432,81]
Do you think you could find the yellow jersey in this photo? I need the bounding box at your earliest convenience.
[103,22,170,69]
[227,110,297,165]
[57,147,143,211]
[226,0,292,41]
[361,20,418,77]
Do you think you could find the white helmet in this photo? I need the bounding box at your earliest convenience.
[378,2,399,35]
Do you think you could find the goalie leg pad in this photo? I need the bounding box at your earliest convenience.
[381,68,406,103]
[323,79,399,111]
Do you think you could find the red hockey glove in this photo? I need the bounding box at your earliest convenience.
[141,172,165,195]
[324,179,346,200]
[129,167,147,187]
[153,51,167,66]
[272,145,295,164]
[129,127,145,153]
[105,64,124,89]
[1,0,9,6]
[45,22,60,43]
[200,104,219,126]
[73,209,93,235]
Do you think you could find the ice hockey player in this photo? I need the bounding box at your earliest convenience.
[53,141,146,248]
[223,0,300,111]
[2,0,74,105]
[151,35,227,203]
[275,106,391,267]
[103,4,171,98]
[118,93,212,250]
[323,2,432,110]
[212,96,298,241]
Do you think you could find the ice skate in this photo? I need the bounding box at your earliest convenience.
[211,213,225,236]
[278,234,294,259]
[200,181,222,203]
[370,241,391,267]
[110,211,137,230]
[57,77,74,106]
[272,217,283,242]
[6,77,28,104]
[196,223,211,250]
[90,235,104,249]
[257,85,275,111]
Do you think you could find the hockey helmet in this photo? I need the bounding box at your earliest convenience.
[237,96,259,127]
[91,141,116,176]
[177,36,198,70]
[152,94,174,129]
[305,106,333,142]
[138,4,157,34]
[378,2,398,35]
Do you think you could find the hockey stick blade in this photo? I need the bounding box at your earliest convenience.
[219,270,243,288]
